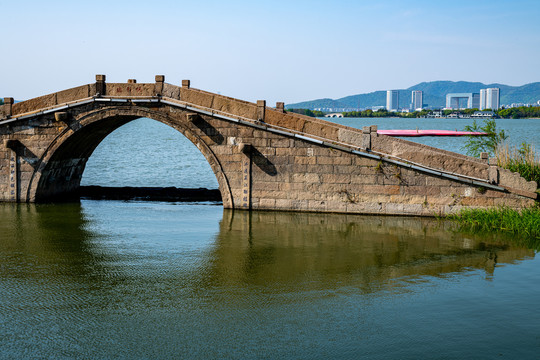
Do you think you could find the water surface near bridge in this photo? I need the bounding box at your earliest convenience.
[2,117,540,359]
[1,202,539,359]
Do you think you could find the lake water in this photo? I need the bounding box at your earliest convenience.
[2,117,540,359]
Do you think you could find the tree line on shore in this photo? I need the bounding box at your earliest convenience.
[286,106,540,119]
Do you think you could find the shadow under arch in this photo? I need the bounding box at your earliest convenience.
[28,106,233,206]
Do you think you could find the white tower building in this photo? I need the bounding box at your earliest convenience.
[386,90,399,111]
[479,89,487,110]
[486,88,500,110]
[411,91,423,110]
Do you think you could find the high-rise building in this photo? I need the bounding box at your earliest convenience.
[486,88,500,110]
[446,93,479,109]
[479,89,487,110]
[472,93,480,109]
[479,88,500,110]
[386,90,399,111]
[411,91,423,110]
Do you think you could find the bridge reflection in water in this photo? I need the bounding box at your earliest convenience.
[0,202,531,292]
[212,210,531,290]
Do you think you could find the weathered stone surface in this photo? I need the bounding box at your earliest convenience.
[499,167,537,193]
[12,93,57,115]
[56,85,91,104]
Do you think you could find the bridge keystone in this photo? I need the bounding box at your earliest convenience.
[54,112,68,122]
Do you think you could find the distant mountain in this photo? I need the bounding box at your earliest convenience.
[286,81,540,110]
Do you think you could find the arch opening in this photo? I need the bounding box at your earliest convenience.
[31,108,232,206]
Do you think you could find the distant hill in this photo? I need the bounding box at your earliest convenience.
[287,81,540,110]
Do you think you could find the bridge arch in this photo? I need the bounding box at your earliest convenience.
[28,106,233,206]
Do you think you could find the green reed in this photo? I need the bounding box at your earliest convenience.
[448,206,540,248]
[496,142,540,187]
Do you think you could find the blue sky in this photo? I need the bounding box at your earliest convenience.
[1,0,539,104]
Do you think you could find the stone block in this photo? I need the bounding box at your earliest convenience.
[271,138,291,148]
[307,200,327,211]
[337,128,363,147]
[180,88,215,108]
[362,133,371,149]
[402,185,440,196]
[213,96,257,119]
[257,100,266,122]
[162,83,181,99]
[351,174,377,185]
[333,165,361,175]
[54,112,68,122]
[275,198,292,209]
[401,204,425,215]
[499,167,537,193]
[385,203,404,215]
[347,202,383,214]
[322,200,348,212]
[276,147,294,156]
[56,85,91,104]
[425,176,454,186]
[332,156,352,165]
[96,74,106,95]
[363,185,400,195]
[316,156,335,165]
[292,173,320,184]
[302,122,338,141]
[321,174,350,184]
[351,156,373,167]
[258,198,276,208]
[12,93,57,115]
[489,166,499,184]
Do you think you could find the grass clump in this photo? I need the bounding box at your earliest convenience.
[496,142,540,186]
[448,206,540,244]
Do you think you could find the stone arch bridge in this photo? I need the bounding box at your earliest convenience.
[0,75,537,215]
